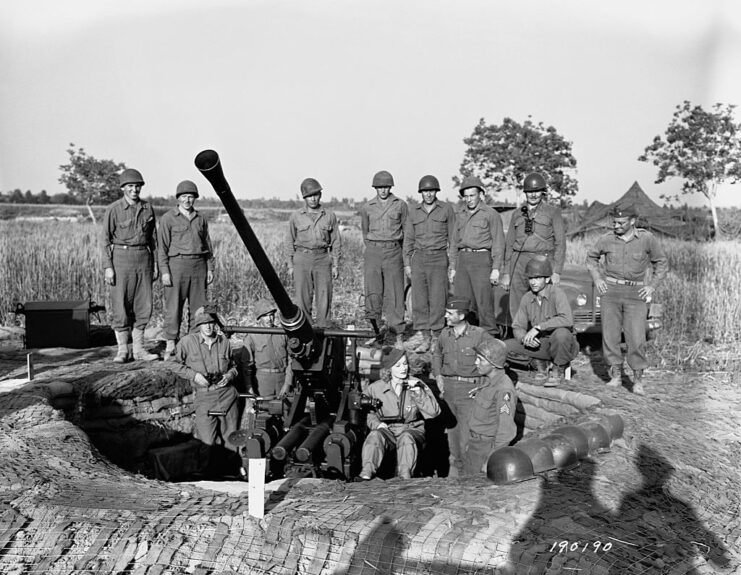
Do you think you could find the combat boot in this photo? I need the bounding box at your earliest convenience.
[545,365,565,388]
[112,330,130,364]
[606,364,622,387]
[415,332,432,353]
[530,359,550,385]
[632,369,645,396]
[162,339,177,360]
[132,327,159,362]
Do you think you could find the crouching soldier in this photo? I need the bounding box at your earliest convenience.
[170,304,239,475]
[466,339,517,475]
[239,298,292,398]
[504,258,579,386]
[359,348,440,480]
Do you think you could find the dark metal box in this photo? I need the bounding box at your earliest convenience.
[17,300,93,349]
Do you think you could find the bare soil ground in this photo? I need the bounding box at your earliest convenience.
[1,329,740,574]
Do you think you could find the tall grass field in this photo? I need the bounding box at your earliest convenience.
[1,218,739,369]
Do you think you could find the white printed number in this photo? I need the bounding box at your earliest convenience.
[549,540,613,553]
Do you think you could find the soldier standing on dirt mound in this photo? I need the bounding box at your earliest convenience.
[239,298,292,398]
[359,170,408,348]
[449,175,505,338]
[158,180,214,359]
[102,168,159,363]
[287,178,341,328]
[501,172,565,322]
[403,175,456,353]
[431,297,495,477]
[466,338,517,475]
[504,258,579,387]
[586,205,668,395]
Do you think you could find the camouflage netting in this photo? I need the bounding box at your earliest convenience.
[1,346,740,574]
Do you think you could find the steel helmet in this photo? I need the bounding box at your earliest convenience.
[551,426,590,459]
[475,338,508,369]
[300,178,322,198]
[119,168,145,187]
[541,433,579,469]
[597,413,624,440]
[175,180,199,198]
[254,298,277,320]
[525,258,553,278]
[578,422,612,454]
[486,446,534,484]
[523,172,547,193]
[512,438,556,474]
[418,175,440,192]
[459,175,485,196]
[372,170,394,188]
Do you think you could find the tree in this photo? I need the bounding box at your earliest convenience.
[456,117,578,204]
[58,143,127,223]
[638,101,741,239]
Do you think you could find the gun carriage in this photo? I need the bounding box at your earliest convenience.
[194,150,385,481]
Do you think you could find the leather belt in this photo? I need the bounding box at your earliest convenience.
[470,430,495,440]
[443,375,481,383]
[367,240,400,246]
[172,253,207,258]
[257,368,284,373]
[459,248,488,253]
[113,244,148,250]
[295,246,328,253]
[606,276,644,286]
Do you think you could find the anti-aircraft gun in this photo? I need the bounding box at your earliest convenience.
[194,150,382,480]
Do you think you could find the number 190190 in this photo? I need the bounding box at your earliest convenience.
[549,540,613,553]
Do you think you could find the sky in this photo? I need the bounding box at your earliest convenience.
[1,0,741,208]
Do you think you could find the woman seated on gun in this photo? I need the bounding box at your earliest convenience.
[358,348,440,480]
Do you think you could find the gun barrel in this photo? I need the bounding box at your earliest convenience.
[295,417,334,462]
[194,150,316,358]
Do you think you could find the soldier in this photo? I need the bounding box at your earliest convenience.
[403,175,456,353]
[239,298,292,398]
[466,338,517,475]
[504,258,579,387]
[170,304,240,474]
[360,170,408,347]
[586,205,668,395]
[158,180,214,359]
[449,175,505,337]
[358,348,440,480]
[501,172,566,321]
[287,178,341,328]
[102,168,159,363]
[431,297,495,477]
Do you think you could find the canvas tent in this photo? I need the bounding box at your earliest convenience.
[568,181,685,238]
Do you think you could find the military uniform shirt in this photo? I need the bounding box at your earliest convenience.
[171,332,238,383]
[432,323,492,378]
[288,207,342,265]
[360,194,407,242]
[586,228,668,287]
[157,208,214,275]
[101,197,157,268]
[403,201,456,267]
[451,203,504,271]
[469,370,517,446]
[240,333,290,372]
[503,202,565,273]
[365,377,440,431]
[512,284,574,342]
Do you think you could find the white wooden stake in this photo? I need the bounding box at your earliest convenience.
[27,353,34,381]
[248,459,266,519]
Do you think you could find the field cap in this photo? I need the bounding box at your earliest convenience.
[176,180,199,198]
[611,204,638,218]
[380,347,406,370]
[255,298,277,320]
[446,297,471,313]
